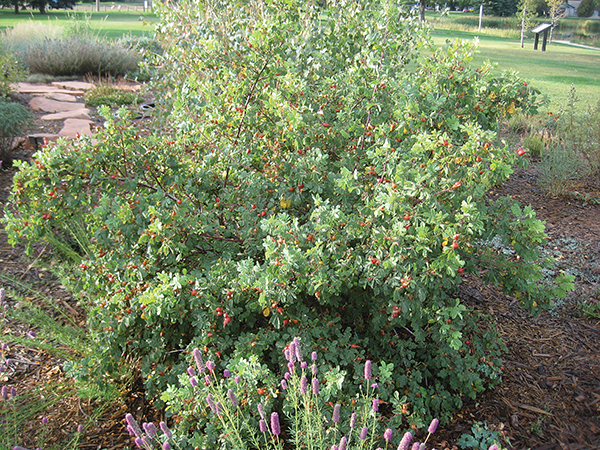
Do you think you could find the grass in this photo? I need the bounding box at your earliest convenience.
[0,4,157,39]
[430,27,600,111]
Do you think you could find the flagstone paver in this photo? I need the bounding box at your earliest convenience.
[60,119,95,139]
[29,97,86,114]
[42,109,91,121]
[51,81,95,91]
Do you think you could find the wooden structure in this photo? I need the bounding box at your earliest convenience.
[532,23,553,52]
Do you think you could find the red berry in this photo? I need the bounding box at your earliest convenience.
[191,289,198,296]
[457,267,464,274]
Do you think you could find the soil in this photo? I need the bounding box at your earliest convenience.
[0,97,599,450]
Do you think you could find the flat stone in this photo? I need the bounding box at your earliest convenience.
[59,119,95,139]
[29,97,86,113]
[14,82,85,96]
[42,109,91,121]
[51,81,94,91]
[44,92,79,102]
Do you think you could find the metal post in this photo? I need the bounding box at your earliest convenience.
[534,33,539,50]
[542,29,548,51]
[478,4,483,32]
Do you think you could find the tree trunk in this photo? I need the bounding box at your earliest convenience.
[14,2,19,13]
[419,0,425,22]
[40,3,46,14]
[520,5,526,48]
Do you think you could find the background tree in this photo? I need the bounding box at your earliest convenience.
[517,0,538,47]
[0,0,24,14]
[577,0,595,17]
[485,0,519,16]
[547,0,565,43]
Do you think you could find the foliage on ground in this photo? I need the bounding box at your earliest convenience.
[85,85,141,107]
[3,0,574,444]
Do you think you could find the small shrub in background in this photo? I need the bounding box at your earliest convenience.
[538,85,600,196]
[85,85,141,107]
[522,133,546,158]
[0,100,33,167]
[0,21,64,58]
[23,37,141,77]
[0,51,28,98]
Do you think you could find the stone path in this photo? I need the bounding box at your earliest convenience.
[16,81,96,146]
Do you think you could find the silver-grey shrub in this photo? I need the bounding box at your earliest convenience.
[23,37,141,77]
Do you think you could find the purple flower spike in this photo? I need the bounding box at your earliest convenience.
[281,379,287,390]
[488,446,499,450]
[27,331,36,339]
[162,442,171,450]
[300,375,308,394]
[410,443,420,450]
[332,403,341,423]
[127,425,136,436]
[187,366,196,377]
[288,362,295,373]
[13,446,29,450]
[134,438,144,448]
[419,444,426,450]
[192,348,205,373]
[372,398,379,412]
[228,389,239,407]
[77,424,84,434]
[349,412,357,428]
[311,364,318,375]
[311,351,317,361]
[384,428,393,441]
[371,383,379,388]
[143,422,157,437]
[223,369,230,378]
[284,372,291,380]
[125,413,142,437]
[207,394,216,413]
[159,421,172,439]
[428,418,439,434]
[206,360,215,372]
[234,376,241,383]
[190,376,198,387]
[339,436,348,450]
[270,412,281,436]
[331,446,339,450]
[204,374,211,384]
[293,337,303,361]
[364,360,372,380]
[257,403,266,420]
[41,416,48,425]
[10,387,16,398]
[397,431,413,450]
[300,361,308,369]
[312,377,319,395]
[216,402,223,417]
[259,419,267,432]
[1,386,8,400]
[360,426,368,440]
[284,349,293,363]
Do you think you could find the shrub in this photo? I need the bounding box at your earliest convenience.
[5,0,574,429]
[23,37,141,77]
[0,51,28,98]
[84,85,141,107]
[523,133,546,158]
[538,84,600,196]
[0,21,64,58]
[577,0,596,17]
[0,100,33,167]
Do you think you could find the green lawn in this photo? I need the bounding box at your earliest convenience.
[431,27,600,111]
[0,4,157,39]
